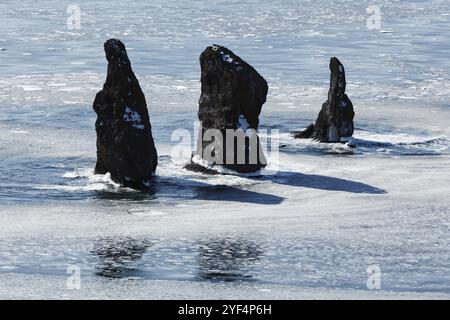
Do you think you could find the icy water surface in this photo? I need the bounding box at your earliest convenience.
[1,234,449,293]
[0,0,450,110]
[1,112,448,204]
[1,0,450,298]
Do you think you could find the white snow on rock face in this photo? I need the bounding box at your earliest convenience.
[222,54,233,63]
[123,107,141,122]
[238,114,250,131]
[123,107,144,129]
[210,46,239,65]
[237,114,257,137]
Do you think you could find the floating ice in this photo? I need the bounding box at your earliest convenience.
[128,209,169,217]
[18,85,42,91]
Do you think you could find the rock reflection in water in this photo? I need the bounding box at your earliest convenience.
[91,237,262,282]
[197,238,262,282]
[92,237,152,278]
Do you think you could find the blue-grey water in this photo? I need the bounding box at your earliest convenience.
[1,0,450,298]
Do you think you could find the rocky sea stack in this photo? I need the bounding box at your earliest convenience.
[93,39,158,189]
[293,57,355,142]
[186,45,268,174]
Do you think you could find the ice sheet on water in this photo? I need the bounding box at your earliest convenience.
[2,73,450,114]
[273,130,450,156]
[1,233,449,295]
[1,0,450,109]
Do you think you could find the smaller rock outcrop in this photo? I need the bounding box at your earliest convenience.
[293,57,355,142]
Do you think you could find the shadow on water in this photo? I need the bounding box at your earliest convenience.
[3,154,381,204]
[94,176,285,205]
[92,237,152,278]
[191,184,284,205]
[95,189,158,201]
[93,170,383,205]
[197,238,263,282]
[259,171,386,194]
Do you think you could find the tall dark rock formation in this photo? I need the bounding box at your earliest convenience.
[93,39,157,189]
[187,45,268,174]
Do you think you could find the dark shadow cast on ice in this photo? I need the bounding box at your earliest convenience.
[191,183,285,205]
[259,171,387,194]
[94,176,285,205]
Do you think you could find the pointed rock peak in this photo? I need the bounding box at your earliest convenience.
[330,57,344,75]
[104,39,130,66]
[292,57,354,143]
[329,57,346,95]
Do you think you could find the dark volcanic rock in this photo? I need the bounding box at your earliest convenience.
[93,39,157,189]
[293,57,355,142]
[293,123,315,139]
[189,45,268,174]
